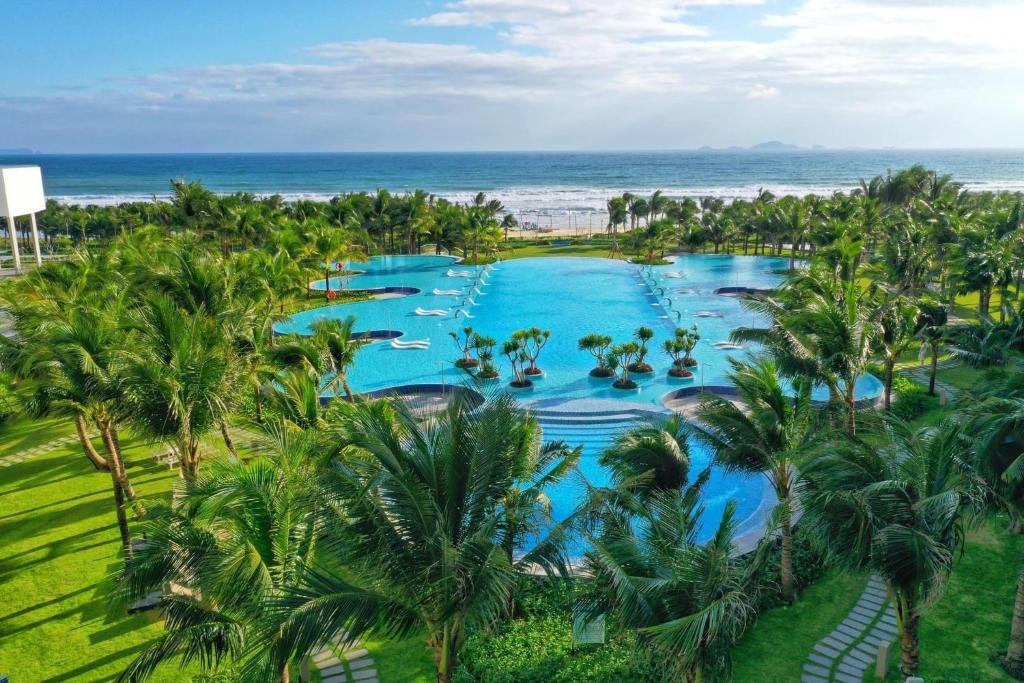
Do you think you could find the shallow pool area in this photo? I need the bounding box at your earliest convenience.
[275,253,882,544]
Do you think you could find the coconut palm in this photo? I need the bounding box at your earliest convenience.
[265,394,571,683]
[580,487,763,683]
[914,299,949,396]
[876,295,920,410]
[600,414,692,497]
[118,294,240,480]
[968,396,1024,677]
[694,358,816,602]
[310,316,362,400]
[117,428,325,683]
[800,416,985,679]
[734,254,884,434]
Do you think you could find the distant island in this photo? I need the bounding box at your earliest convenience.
[695,141,808,152]
[0,148,38,155]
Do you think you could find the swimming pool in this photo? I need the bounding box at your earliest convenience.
[276,254,884,408]
[275,253,882,544]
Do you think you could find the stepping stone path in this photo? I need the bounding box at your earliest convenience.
[899,358,961,402]
[801,574,898,683]
[0,433,78,468]
[309,632,379,683]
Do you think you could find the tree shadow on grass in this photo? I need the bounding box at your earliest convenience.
[39,640,150,683]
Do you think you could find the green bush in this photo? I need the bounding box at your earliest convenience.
[456,578,653,683]
[891,375,938,421]
[752,525,830,611]
[0,372,19,425]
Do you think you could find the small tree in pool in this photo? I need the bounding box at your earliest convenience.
[472,333,499,379]
[502,337,531,388]
[664,336,694,378]
[515,327,551,377]
[578,333,614,378]
[450,325,479,369]
[628,326,655,373]
[610,341,641,389]
[679,325,700,367]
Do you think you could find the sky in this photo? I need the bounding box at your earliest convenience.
[2,0,1023,153]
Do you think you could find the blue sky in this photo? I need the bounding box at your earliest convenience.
[2,0,1022,152]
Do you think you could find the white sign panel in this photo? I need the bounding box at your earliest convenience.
[0,166,46,216]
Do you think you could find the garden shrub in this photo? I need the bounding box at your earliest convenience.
[751,525,830,611]
[457,578,653,683]
[890,375,938,421]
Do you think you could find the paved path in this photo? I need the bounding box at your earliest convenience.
[0,432,78,468]
[802,574,898,683]
[899,358,961,401]
[310,632,379,683]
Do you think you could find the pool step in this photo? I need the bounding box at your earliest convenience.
[529,412,651,426]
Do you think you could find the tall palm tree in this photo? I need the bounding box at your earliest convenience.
[119,294,239,479]
[118,428,325,683]
[310,316,362,400]
[800,416,985,679]
[695,358,816,602]
[968,395,1024,677]
[265,394,570,683]
[914,299,949,396]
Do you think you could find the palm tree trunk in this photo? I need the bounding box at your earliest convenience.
[109,466,132,559]
[846,383,857,435]
[281,662,291,683]
[929,345,939,396]
[220,420,238,459]
[108,426,136,500]
[1005,563,1024,678]
[897,593,920,678]
[342,375,355,400]
[884,358,895,410]
[780,498,795,603]
[76,413,108,471]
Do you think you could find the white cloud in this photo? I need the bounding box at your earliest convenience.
[747,84,780,99]
[3,0,1024,150]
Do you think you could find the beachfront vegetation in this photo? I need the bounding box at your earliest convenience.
[1,166,1024,682]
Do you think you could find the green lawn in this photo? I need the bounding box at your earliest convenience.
[731,570,868,681]
[0,416,195,683]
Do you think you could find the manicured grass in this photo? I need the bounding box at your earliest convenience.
[730,569,868,681]
[364,633,434,682]
[0,416,195,683]
[880,518,1024,682]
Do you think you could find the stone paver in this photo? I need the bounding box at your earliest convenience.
[800,573,898,682]
[310,633,379,683]
[0,433,78,467]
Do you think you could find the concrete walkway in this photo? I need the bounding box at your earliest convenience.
[310,632,379,683]
[802,574,898,683]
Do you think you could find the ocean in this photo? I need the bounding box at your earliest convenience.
[1,150,1021,224]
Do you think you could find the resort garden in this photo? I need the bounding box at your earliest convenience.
[2,166,1024,682]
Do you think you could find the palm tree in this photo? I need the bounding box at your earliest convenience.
[877,296,919,410]
[800,416,985,679]
[310,316,362,400]
[734,253,883,434]
[600,415,691,496]
[119,294,239,480]
[265,394,571,683]
[118,428,325,683]
[968,396,1024,677]
[580,488,763,683]
[914,299,949,396]
[606,197,628,255]
[695,358,816,602]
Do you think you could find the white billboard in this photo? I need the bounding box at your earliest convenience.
[0,166,46,216]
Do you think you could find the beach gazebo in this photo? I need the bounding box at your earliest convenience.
[0,165,46,272]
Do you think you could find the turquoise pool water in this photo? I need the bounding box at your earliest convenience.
[276,254,884,407]
[275,253,881,545]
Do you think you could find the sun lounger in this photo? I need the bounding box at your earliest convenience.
[391,338,431,349]
[414,307,448,316]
